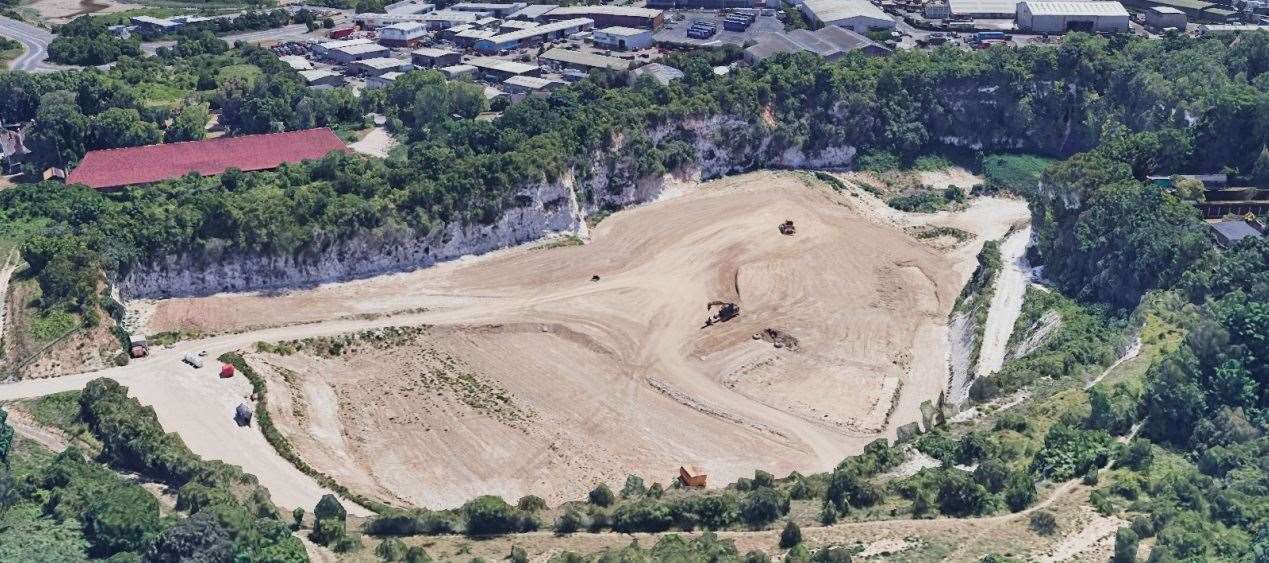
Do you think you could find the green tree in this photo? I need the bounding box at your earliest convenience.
[27,93,90,170]
[778,520,801,549]
[84,486,162,557]
[166,103,209,142]
[589,483,614,507]
[620,475,646,498]
[89,107,160,150]
[0,408,12,467]
[314,494,347,523]
[462,495,524,535]
[1113,527,1139,563]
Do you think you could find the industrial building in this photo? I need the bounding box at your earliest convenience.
[948,0,1018,18]
[465,57,542,80]
[799,0,896,32]
[646,0,767,7]
[367,71,404,89]
[130,15,182,33]
[279,55,313,71]
[351,57,412,76]
[378,21,428,47]
[744,25,889,64]
[312,37,373,59]
[540,6,665,29]
[1198,23,1269,33]
[328,42,392,63]
[474,18,595,52]
[502,75,566,98]
[450,2,528,17]
[384,0,435,14]
[299,69,346,88]
[507,4,557,21]
[355,9,482,30]
[411,47,462,68]
[1016,1,1129,32]
[592,26,654,50]
[1144,6,1187,28]
[539,47,632,72]
[66,129,348,190]
[629,62,685,85]
[441,63,479,79]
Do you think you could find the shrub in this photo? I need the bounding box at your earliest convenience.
[462,495,525,535]
[1004,472,1037,512]
[754,470,775,488]
[365,509,458,536]
[404,547,431,563]
[1030,424,1113,480]
[555,508,585,534]
[315,494,347,523]
[376,538,408,560]
[788,476,813,500]
[1030,510,1058,535]
[937,471,994,516]
[333,534,363,553]
[1082,465,1100,485]
[1120,439,1154,470]
[612,499,674,533]
[819,501,839,525]
[973,459,1010,493]
[779,520,802,549]
[516,495,547,512]
[510,545,528,563]
[84,486,162,557]
[621,475,646,498]
[671,493,739,530]
[1130,515,1154,538]
[292,507,304,529]
[142,511,234,562]
[647,482,664,498]
[1113,528,1139,563]
[310,518,346,546]
[741,487,788,527]
[589,483,615,507]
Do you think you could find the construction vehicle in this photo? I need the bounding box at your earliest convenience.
[235,403,253,426]
[128,335,149,358]
[778,220,796,235]
[679,465,707,487]
[705,301,740,326]
[219,364,236,379]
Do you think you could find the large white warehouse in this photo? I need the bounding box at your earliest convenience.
[1016,1,1129,33]
[799,0,896,32]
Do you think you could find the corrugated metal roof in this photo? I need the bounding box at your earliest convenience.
[801,0,893,24]
[545,5,663,18]
[1020,1,1128,16]
[66,129,347,190]
[480,17,593,44]
[466,57,540,74]
[539,47,631,70]
[948,0,1018,15]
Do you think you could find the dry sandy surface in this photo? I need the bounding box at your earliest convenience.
[0,171,1030,516]
[347,127,397,159]
[975,226,1033,378]
[24,0,139,24]
[139,171,1028,509]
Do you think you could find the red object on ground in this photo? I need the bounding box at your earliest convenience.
[329,26,355,38]
[66,128,348,190]
[220,364,235,378]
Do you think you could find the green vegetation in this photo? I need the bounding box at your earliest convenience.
[47,17,142,66]
[980,153,1056,194]
[887,184,966,212]
[0,36,19,66]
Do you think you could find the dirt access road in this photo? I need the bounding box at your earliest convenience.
[1,171,1028,513]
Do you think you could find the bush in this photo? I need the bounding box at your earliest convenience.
[365,509,458,536]
[462,495,527,536]
[1130,515,1154,538]
[510,545,528,563]
[310,518,346,546]
[404,546,432,562]
[1029,510,1058,535]
[292,507,304,529]
[555,508,585,534]
[332,534,363,553]
[84,486,162,557]
[741,487,788,527]
[621,475,646,498]
[671,494,739,530]
[1113,528,1138,563]
[589,483,615,507]
[612,499,674,533]
[753,470,775,488]
[376,538,408,560]
[516,495,547,512]
[1082,465,1100,485]
[937,471,993,516]
[818,501,839,525]
[1003,472,1037,512]
[779,520,801,549]
[315,494,347,523]
[647,482,664,499]
[973,459,1009,493]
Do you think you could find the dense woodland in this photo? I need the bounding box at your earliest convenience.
[0,29,1267,561]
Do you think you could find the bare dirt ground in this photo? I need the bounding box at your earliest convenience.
[137,171,1025,509]
[974,226,1033,377]
[24,0,138,24]
[347,127,396,159]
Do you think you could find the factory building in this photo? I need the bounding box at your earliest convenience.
[474,18,595,52]
[799,0,896,32]
[411,47,463,68]
[449,2,528,17]
[539,6,665,29]
[378,21,428,47]
[948,0,1019,18]
[1144,6,1187,29]
[592,26,654,50]
[1015,1,1129,33]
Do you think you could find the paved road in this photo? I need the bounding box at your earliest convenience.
[0,312,433,515]
[0,15,62,72]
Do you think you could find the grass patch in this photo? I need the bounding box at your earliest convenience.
[585,209,613,228]
[887,185,968,213]
[813,171,848,191]
[909,225,973,242]
[912,154,955,171]
[29,309,79,343]
[133,82,192,106]
[215,63,262,87]
[981,153,1057,195]
[146,330,203,347]
[541,234,584,249]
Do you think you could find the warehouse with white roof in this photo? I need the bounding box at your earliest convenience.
[799,0,896,33]
[948,0,1019,18]
[1015,1,1129,33]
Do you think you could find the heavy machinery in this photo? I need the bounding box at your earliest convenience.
[705,301,740,326]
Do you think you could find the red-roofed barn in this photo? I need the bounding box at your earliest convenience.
[66,128,348,190]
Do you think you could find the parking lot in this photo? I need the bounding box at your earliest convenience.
[653,10,786,47]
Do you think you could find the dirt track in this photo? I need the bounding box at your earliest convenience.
[0,171,1029,514]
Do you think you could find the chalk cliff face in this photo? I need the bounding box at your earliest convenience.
[117,118,858,299]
